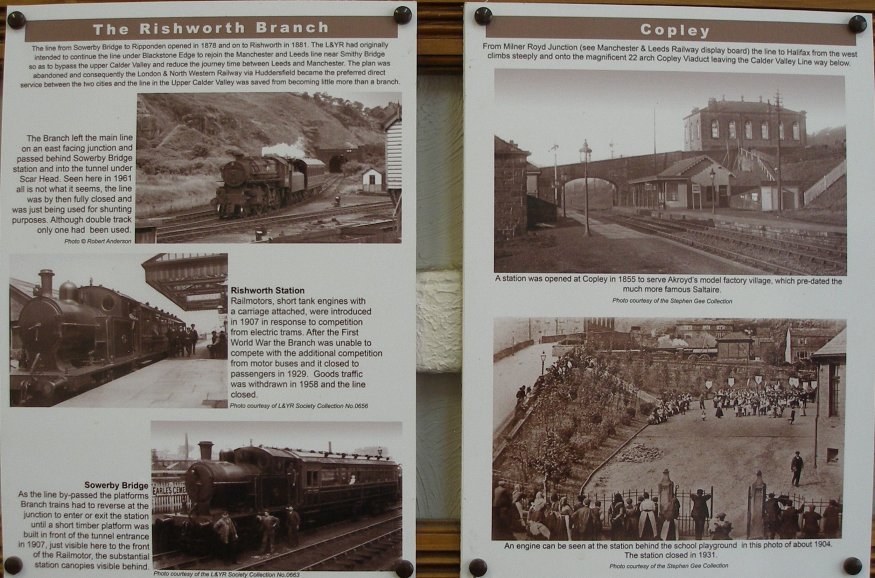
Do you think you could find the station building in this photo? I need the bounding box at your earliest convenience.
[811,328,846,466]
[684,96,807,153]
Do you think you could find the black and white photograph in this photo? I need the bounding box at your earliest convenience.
[493,71,847,275]
[151,420,403,572]
[134,92,403,244]
[9,253,228,407]
[492,317,845,541]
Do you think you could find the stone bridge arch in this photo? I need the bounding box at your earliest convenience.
[535,151,705,208]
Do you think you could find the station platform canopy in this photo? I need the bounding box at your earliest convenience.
[141,253,227,312]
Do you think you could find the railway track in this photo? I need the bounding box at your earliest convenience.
[152,549,212,570]
[605,214,846,276]
[238,515,402,572]
[157,200,393,243]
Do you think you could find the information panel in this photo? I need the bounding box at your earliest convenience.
[1,2,416,575]
[463,4,874,576]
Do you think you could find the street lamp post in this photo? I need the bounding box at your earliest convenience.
[709,167,717,216]
[550,144,559,206]
[561,173,568,218]
[541,351,547,375]
[582,139,592,237]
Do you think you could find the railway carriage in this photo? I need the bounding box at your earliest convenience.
[214,153,327,218]
[11,269,185,406]
[155,443,400,553]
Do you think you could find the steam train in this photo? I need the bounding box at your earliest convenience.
[154,442,401,553]
[11,269,185,406]
[213,153,327,218]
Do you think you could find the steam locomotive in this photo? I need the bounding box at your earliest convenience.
[10,269,185,406]
[213,153,327,218]
[154,442,400,553]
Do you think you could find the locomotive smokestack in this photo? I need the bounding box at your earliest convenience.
[39,269,54,297]
[198,441,214,460]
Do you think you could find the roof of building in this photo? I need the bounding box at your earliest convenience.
[382,106,402,131]
[788,327,839,338]
[659,155,713,177]
[812,328,846,358]
[718,331,753,342]
[495,135,530,156]
[686,98,802,118]
[629,155,733,184]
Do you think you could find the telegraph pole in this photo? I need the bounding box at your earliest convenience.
[775,91,784,213]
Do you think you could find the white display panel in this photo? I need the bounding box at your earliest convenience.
[463,4,874,576]
[1,2,416,575]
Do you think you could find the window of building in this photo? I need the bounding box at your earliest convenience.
[667,189,677,201]
[779,122,785,140]
[728,121,736,139]
[711,119,719,139]
[761,121,769,139]
[827,448,839,463]
[792,122,800,141]
[828,364,841,417]
[745,121,753,139]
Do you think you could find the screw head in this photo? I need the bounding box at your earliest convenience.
[469,557,488,576]
[393,6,412,25]
[394,559,414,578]
[848,15,867,33]
[843,557,863,575]
[4,557,24,575]
[7,11,26,30]
[474,7,493,26]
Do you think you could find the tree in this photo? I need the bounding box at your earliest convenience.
[527,429,575,494]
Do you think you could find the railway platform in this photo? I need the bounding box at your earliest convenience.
[58,341,226,408]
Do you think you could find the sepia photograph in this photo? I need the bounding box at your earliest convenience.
[493,71,847,275]
[9,253,228,408]
[134,91,403,244]
[151,421,403,572]
[492,317,844,541]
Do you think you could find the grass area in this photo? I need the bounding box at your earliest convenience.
[136,172,217,217]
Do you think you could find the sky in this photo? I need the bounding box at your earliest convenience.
[494,69,846,166]
[10,253,223,331]
[151,420,403,463]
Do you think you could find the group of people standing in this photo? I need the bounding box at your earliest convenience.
[710,383,810,420]
[212,506,302,565]
[207,329,228,359]
[168,324,199,358]
[763,492,841,540]
[648,392,693,425]
[493,480,728,542]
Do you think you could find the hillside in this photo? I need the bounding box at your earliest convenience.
[135,92,396,216]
